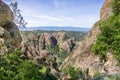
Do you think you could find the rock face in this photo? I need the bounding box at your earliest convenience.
[0,0,22,54]
[100,0,112,20]
[22,32,75,59]
[53,32,74,52]
[60,0,120,76]
[0,0,13,26]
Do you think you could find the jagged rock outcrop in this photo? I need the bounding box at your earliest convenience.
[53,32,74,52]
[0,0,22,54]
[59,38,75,52]
[53,32,68,43]
[22,32,75,59]
[60,0,120,77]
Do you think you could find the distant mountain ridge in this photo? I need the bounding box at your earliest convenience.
[24,26,90,32]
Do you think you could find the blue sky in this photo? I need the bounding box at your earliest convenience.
[4,0,104,28]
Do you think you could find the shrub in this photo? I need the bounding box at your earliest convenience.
[62,64,82,80]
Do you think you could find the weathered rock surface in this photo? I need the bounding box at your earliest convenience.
[100,0,112,20]
[59,38,75,52]
[53,32,74,52]
[0,0,13,26]
[0,0,22,54]
[60,0,120,77]
[101,52,120,75]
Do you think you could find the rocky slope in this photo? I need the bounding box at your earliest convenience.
[60,0,120,77]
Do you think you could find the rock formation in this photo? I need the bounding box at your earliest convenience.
[0,0,13,25]
[100,0,112,20]
[53,32,75,52]
[60,0,120,76]
[22,32,75,59]
[0,0,22,55]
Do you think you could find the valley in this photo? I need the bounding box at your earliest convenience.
[0,0,120,80]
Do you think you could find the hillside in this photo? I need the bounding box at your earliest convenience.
[60,0,120,79]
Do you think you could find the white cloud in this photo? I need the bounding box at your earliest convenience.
[59,16,75,21]
[30,15,75,22]
[19,6,99,28]
[35,15,64,22]
[25,14,98,28]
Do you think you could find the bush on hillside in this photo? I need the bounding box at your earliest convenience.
[0,49,56,80]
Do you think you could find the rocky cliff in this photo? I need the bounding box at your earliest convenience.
[60,0,120,76]
[0,0,22,55]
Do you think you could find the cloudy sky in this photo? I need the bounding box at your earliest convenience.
[4,0,104,28]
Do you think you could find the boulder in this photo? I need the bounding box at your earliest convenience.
[0,0,13,26]
[2,22,22,47]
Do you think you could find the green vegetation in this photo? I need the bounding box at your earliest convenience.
[62,65,82,80]
[0,49,56,80]
[62,65,91,80]
[92,0,120,61]
[93,71,101,78]
[46,45,68,66]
